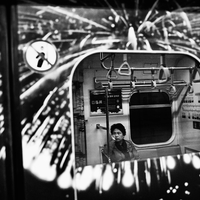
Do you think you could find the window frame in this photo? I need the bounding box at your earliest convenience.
[129,90,175,147]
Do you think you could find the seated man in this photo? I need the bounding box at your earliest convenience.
[103,123,139,163]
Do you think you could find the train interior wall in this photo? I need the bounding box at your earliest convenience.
[72,53,200,166]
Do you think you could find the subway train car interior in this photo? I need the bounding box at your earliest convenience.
[1,0,200,200]
[71,50,200,167]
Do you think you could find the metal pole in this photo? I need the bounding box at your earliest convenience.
[105,87,110,154]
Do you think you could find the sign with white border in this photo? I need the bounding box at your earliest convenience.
[23,39,58,73]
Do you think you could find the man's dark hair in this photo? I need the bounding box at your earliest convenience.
[110,123,126,136]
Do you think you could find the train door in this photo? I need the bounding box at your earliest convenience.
[0,5,25,200]
[71,50,200,167]
[0,6,9,200]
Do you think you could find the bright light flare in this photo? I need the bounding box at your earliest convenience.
[192,154,200,169]
[74,165,94,191]
[93,164,103,190]
[183,153,192,164]
[145,161,151,187]
[57,154,74,189]
[122,161,134,187]
[166,156,176,170]
[0,146,6,160]
[102,164,114,191]
[29,150,57,181]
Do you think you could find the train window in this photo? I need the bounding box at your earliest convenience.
[130,91,172,145]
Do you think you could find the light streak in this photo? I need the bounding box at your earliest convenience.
[21,123,31,136]
[122,161,134,187]
[0,146,6,160]
[128,26,137,50]
[47,6,110,31]
[133,160,140,192]
[160,157,167,174]
[102,164,114,191]
[33,87,58,123]
[59,145,71,169]
[57,154,74,189]
[117,164,121,184]
[93,164,103,190]
[167,170,171,184]
[145,161,151,188]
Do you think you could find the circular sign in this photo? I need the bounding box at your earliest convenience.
[23,39,59,73]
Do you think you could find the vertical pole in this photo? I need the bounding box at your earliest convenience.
[105,87,110,154]
[160,54,165,66]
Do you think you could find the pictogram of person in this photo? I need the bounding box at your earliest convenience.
[36,46,45,68]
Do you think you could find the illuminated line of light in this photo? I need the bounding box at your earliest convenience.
[21,123,31,136]
[133,160,140,192]
[145,162,151,188]
[133,160,138,176]
[103,0,128,27]
[135,173,140,193]
[46,6,110,31]
[0,146,6,160]
[91,38,121,44]
[167,170,171,185]
[117,165,121,184]
[79,166,94,191]
[0,127,5,135]
[59,145,71,169]
[93,164,103,191]
[147,158,151,169]
[33,87,58,123]
[160,157,167,174]
[0,104,3,113]
[57,154,74,189]
[53,115,65,131]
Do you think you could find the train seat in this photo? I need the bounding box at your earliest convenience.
[157,145,182,157]
[138,145,182,160]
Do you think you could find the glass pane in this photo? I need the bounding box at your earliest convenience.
[16,1,200,200]
[130,92,172,145]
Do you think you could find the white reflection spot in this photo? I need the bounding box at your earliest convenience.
[184,182,189,187]
[172,189,176,193]
[192,155,200,169]
[113,168,117,173]
[167,156,176,170]
[185,190,190,195]
[183,154,192,164]
[167,189,170,193]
